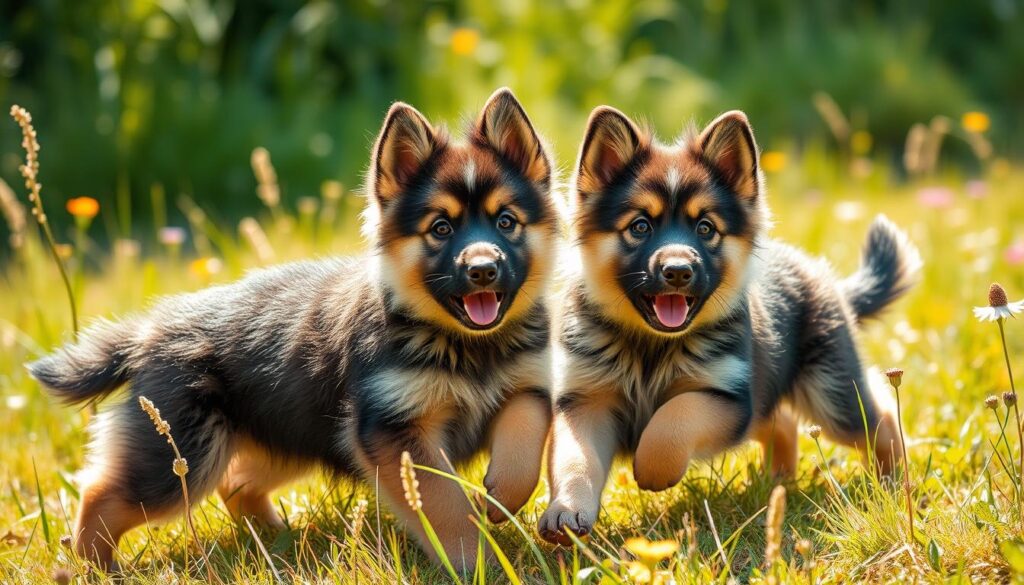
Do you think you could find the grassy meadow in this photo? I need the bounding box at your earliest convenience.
[1,109,1024,584]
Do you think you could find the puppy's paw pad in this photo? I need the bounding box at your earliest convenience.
[538,502,593,546]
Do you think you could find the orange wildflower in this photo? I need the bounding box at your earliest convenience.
[66,196,99,219]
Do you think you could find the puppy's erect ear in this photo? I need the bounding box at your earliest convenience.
[698,111,760,200]
[577,106,643,196]
[475,88,550,183]
[371,103,438,205]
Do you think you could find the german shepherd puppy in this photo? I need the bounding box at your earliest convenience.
[29,88,558,570]
[538,106,919,544]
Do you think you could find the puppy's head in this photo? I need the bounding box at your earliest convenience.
[573,107,769,336]
[367,88,557,333]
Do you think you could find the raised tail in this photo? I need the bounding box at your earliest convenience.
[841,215,921,321]
[27,319,136,405]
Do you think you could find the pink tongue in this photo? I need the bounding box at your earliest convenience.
[463,291,500,326]
[653,294,689,328]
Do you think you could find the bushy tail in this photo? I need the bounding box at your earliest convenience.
[27,319,135,405]
[842,215,921,321]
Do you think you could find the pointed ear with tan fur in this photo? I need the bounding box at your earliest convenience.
[371,103,438,205]
[577,106,643,196]
[698,111,760,200]
[475,87,550,183]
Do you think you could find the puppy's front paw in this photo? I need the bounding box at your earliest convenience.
[633,448,689,492]
[483,473,531,524]
[537,500,594,546]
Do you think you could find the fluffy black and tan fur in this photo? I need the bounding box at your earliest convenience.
[538,107,920,544]
[29,88,558,570]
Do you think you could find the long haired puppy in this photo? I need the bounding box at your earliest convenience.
[29,88,558,570]
[539,106,920,544]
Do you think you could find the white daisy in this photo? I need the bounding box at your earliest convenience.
[974,283,1024,322]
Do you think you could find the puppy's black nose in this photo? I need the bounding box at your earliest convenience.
[467,260,499,286]
[661,264,694,287]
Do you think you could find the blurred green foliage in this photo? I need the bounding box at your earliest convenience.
[0,0,1020,235]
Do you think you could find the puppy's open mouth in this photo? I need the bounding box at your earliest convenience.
[454,291,504,327]
[643,293,695,329]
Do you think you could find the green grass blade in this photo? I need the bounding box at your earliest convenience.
[416,508,462,584]
[32,459,50,544]
[413,464,556,584]
[470,516,522,585]
[564,530,624,585]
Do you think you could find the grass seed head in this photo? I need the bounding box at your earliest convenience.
[765,485,787,566]
[9,105,41,209]
[138,396,172,440]
[251,147,280,208]
[350,498,369,537]
[400,451,422,512]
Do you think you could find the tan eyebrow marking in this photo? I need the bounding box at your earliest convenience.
[628,191,665,217]
[416,192,464,232]
[484,186,515,216]
[684,192,717,219]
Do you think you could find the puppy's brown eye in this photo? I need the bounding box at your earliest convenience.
[497,212,517,232]
[629,217,652,237]
[696,218,716,239]
[431,219,453,238]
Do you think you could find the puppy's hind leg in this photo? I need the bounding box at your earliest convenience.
[751,404,799,478]
[218,438,310,530]
[792,363,903,477]
[75,372,233,568]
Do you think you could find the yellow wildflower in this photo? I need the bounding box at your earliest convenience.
[760,151,786,173]
[451,28,479,56]
[961,111,990,134]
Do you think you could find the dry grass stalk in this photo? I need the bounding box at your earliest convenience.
[0,177,26,249]
[251,147,281,212]
[9,105,79,339]
[885,367,915,542]
[138,396,219,583]
[765,485,786,567]
[239,217,276,263]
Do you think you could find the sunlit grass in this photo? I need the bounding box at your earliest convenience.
[1,139,1024,582]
